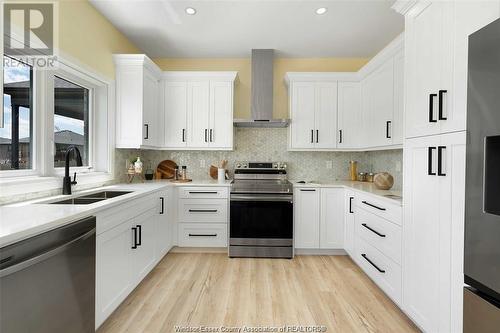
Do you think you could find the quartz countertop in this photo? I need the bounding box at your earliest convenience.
[0,180,231,247]
[292,180,402,205]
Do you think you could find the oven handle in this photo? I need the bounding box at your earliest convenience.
[230,194,293,202]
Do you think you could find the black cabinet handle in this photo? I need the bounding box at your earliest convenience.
[188,234,217,237]
[361,254,385,273]
[311,130,314,143]
[189,191,218,194]
[210,129,213,142]
[362,223,386,237]
[339,129,343,144]
[160,197,165,215]
[131,227,138,249]
[349,197,354,214]
[300,189,316,192]
[361,201,386,211]
[428,147,436,176]
[205,129,208,143]
[386,121,392,139]
[429,94,437,123]
[136,225,142,246]
[182,129,186,142]
[144,124,149,140]
[438,90,447,120]
[438,146,446,176]
[188,209,218,213]
[316,130,319,143]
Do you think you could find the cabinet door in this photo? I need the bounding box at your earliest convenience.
[337,82,361,149]
[403,134,444,333]
[315,82,338,149]
[320,188,344,249]
[132,209,158,284]
[187,81,210,148]
[142,70,159,147]
[344,191,356,257]
[96,220,134,327]
[209,81,233,149]
[157,191,171,259]
[364,59,395,147]
[290,82,316,149]
[392,50,404,145]
[405,1,453,138]
[164,81,188,148]
[294,188,320,248]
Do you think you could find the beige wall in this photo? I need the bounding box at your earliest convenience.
[153,58,369,119]
[58,0,141,78]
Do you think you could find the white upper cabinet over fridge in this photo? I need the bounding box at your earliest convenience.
[163,72,237,150]
[114,54,163,149]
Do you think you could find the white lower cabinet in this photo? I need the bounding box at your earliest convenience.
[178,223,227,247]
[295,187,344,250]
[157,190,172,259]
[344,191,356,257]
[131,209,158,283]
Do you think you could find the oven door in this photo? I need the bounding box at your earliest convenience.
[230,193,293,246]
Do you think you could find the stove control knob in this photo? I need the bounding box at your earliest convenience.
[236,163,241,169]
[282,163,287,169]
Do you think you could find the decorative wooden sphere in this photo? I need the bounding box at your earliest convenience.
[373,172,394,190]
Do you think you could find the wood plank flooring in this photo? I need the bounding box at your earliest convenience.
[97,253,419,333]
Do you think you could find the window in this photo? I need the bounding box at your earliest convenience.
[54,76,90,168]
[1,56,33,170]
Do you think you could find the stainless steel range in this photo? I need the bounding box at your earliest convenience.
[229,162,293,258]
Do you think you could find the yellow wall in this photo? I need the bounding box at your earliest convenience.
[154,58,368,119]
[58,0,141,78]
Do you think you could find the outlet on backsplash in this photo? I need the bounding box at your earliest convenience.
[200,159,206,168]
[325,161,333,169]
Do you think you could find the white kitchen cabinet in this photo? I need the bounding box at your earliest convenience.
[157,191,171,259]
[320,188,344,249]
[163,72,237,150]
[392,50,404,145]
[403,131,466,333]
[114,54,162,148]
[131,209,158,284]
[337,82,362,149]
[288,80,338,150]
[344,190,356,257]
[294,187,321,248]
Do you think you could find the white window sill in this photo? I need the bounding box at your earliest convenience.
[0,172,115,204]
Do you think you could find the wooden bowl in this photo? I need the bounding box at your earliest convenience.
[373,172,394,190]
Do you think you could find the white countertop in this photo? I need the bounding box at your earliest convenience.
[292,180,402,205]
[0,179,231,247]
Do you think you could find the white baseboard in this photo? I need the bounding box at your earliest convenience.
[294,248,347,256]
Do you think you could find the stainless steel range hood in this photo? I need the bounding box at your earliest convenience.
[233,49,290,128]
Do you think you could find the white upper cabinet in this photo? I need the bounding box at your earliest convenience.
[337,82,362,149]
[114,54,162,149]
[288,80,338,150]
[163,72,236,150]
[286,34,403,151]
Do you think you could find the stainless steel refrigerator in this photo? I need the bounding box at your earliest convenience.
[464,17,500,332]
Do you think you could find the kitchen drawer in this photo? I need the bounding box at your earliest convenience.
[178,199,228,223]
[178,187,229,199]
[354,193,402,226]
[177,223,227,247]
[96,194,159,235]
[355,208,402,264]
[354,236,402,305]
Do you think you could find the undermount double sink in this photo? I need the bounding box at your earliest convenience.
[48,191,132,205]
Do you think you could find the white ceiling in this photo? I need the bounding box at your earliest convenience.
[90,0,404,58]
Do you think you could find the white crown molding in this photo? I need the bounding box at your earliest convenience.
[358,33,404,78]
[392,0,420,15]
[162,71,238,82]
[113,54,162,77]
[284,72,359,85]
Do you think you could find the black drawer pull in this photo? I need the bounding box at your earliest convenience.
[160,197,165,215]
[131,227,138,249]
[349,197,354,214]
[188,209,218,213]
[136,225,142,246]
[428,147,436,176]
[300,189,316,192]
[144,124,149,140]
[188,191,218,194]
[362,201,386,211]
[362,223,386,237]
[386,121,392,139]
[188,233,217,237]
[429,93,437,123]
[437,146,447,176]
[361,254,385,273]
[438,90,447,120]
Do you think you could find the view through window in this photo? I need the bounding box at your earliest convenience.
[1,56,33,170]
[54,76,89,167]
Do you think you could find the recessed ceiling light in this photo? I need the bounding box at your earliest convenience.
[185,7,196,15]
[316,7,327,15]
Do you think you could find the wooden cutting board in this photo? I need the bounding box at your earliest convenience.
[156,160,178,179]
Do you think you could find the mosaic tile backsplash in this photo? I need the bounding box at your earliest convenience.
[116,128,403,190]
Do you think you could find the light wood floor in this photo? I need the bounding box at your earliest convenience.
[98,253,419,333]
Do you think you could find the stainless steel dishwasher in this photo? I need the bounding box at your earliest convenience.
[0,216,96,333]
